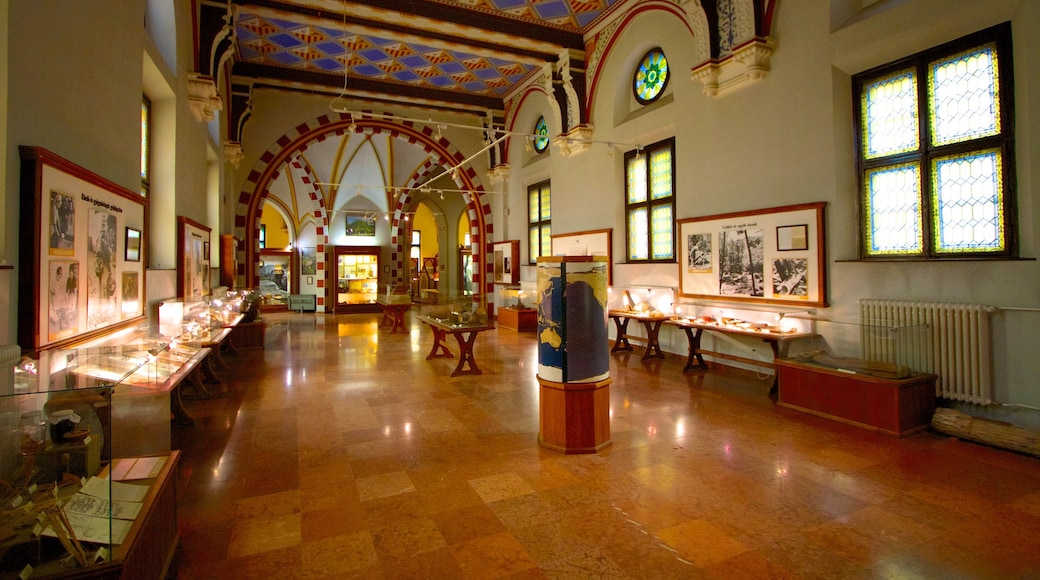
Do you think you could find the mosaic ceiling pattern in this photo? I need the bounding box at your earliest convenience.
[234,1,621,98]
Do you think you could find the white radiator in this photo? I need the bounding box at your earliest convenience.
[859,299,994,404]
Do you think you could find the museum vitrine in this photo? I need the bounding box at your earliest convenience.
[257,250,293,308]
[417,293,489,327]
[0,337,182,577]
[496,285,536,332]
[334,247,379,313]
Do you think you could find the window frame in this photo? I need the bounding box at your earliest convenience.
[624,137,676,263]
[527,180,551,264]
[853,22,1017,260]
[633,47,670,105]
[141,94,151,197]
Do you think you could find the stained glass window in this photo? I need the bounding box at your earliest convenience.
[528,181,551,263]
[634,48,669,104]
[625,138,675,262]
[533,116,549,153]
[854,24,1015,259]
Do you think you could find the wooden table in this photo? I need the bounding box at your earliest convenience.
[377,295,413,333]
[664,318,812,392]
[607,310,670,360]
[417,315,495,377]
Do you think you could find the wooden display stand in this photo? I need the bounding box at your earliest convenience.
[538,376,612,454]
[775,359,937,437]
[497,307,536,332]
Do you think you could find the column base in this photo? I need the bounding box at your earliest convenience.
[537,375,612,454]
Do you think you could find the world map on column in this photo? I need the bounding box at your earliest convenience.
[536,262,609,383]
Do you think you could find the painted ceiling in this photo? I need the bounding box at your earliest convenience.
[213,0,624,112]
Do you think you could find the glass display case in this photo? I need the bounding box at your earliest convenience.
[257,250,292,307]
[335,248,379,312]
[418,293,489,327]
[607,285,676,318]
[496,284,536,331]
[0,340,181,577]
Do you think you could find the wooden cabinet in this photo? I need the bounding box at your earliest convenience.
[498,307,537,332]
[775,359,936,437]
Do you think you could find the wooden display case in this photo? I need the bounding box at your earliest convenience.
[333,246,379,313]
[776,358,937,437]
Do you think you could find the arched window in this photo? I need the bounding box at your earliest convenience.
[633,48,669,104]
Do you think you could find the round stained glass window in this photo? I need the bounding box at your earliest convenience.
[533,116,549,153]
[634,48,669,104]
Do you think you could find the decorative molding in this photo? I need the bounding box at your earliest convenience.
[552,125,594,157]
[486,164,510,185]
[223,141,244,168]
[187,73,223,122]
[690,37,775,97]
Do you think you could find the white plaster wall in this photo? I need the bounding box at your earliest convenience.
[507,0,1040,409]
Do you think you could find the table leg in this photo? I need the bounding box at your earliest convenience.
[767,339,783,395]
[170,385,195,427]
[426,326,454,359]
[450,331,482,377]
[641,320,666,360]
[610,316,633,353]
[681,327,708,372]
[390,307,407,333]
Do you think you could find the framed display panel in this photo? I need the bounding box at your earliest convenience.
[492,240,520,284]
[19,146,148,352]
[677,202,827,307]
[177,216,212,299]
[550,228,612,285]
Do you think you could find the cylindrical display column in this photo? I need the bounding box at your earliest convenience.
[535,256,611,453]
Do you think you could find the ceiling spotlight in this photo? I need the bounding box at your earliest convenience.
[525,138,532,152]
[451,168,459,180]
[439,190,444,200]
[355,185,362,197]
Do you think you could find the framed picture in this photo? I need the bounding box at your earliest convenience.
[551,228,612,285]
[300,246,317,275]
[677,202,827,307]
[177,216,212,299]
[125,227,141,262]
[19,146,148,352]
[776,224,809,251]
[492,240,520,284]
[345,215,376,236]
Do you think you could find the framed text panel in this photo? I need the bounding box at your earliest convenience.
[492,240,520,285]
[677,202,827,307]
[19,146,148,352]
[550,228,612,285]
[177,217,212,299]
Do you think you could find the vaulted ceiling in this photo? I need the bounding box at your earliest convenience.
[197,0,626,117]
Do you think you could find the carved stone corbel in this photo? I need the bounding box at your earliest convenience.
[223,141,244,168]
[187,73,223,122]
[486,164,510,186]
[690,37,775,97]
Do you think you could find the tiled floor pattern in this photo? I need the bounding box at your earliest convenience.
[169,312,1040,579]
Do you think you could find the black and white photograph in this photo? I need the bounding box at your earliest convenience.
[686,232,712,272]
[121,271,139,318]
[87,209,118,328]
[772,258,808,297]
[48,260,79,340]
[49,190,75,255]
[718,227,764,297]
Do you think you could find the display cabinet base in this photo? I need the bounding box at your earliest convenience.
[229,321,266,349]
[776,359,936,437]
[537,376,612,454]
[497,307,537,332]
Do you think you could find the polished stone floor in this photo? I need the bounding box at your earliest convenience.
[169,311,1040,579]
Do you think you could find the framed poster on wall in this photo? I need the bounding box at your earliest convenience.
[492,240,519,284]
[677,202,827,307]
[19,146,148,352]
[177,216,212,299]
